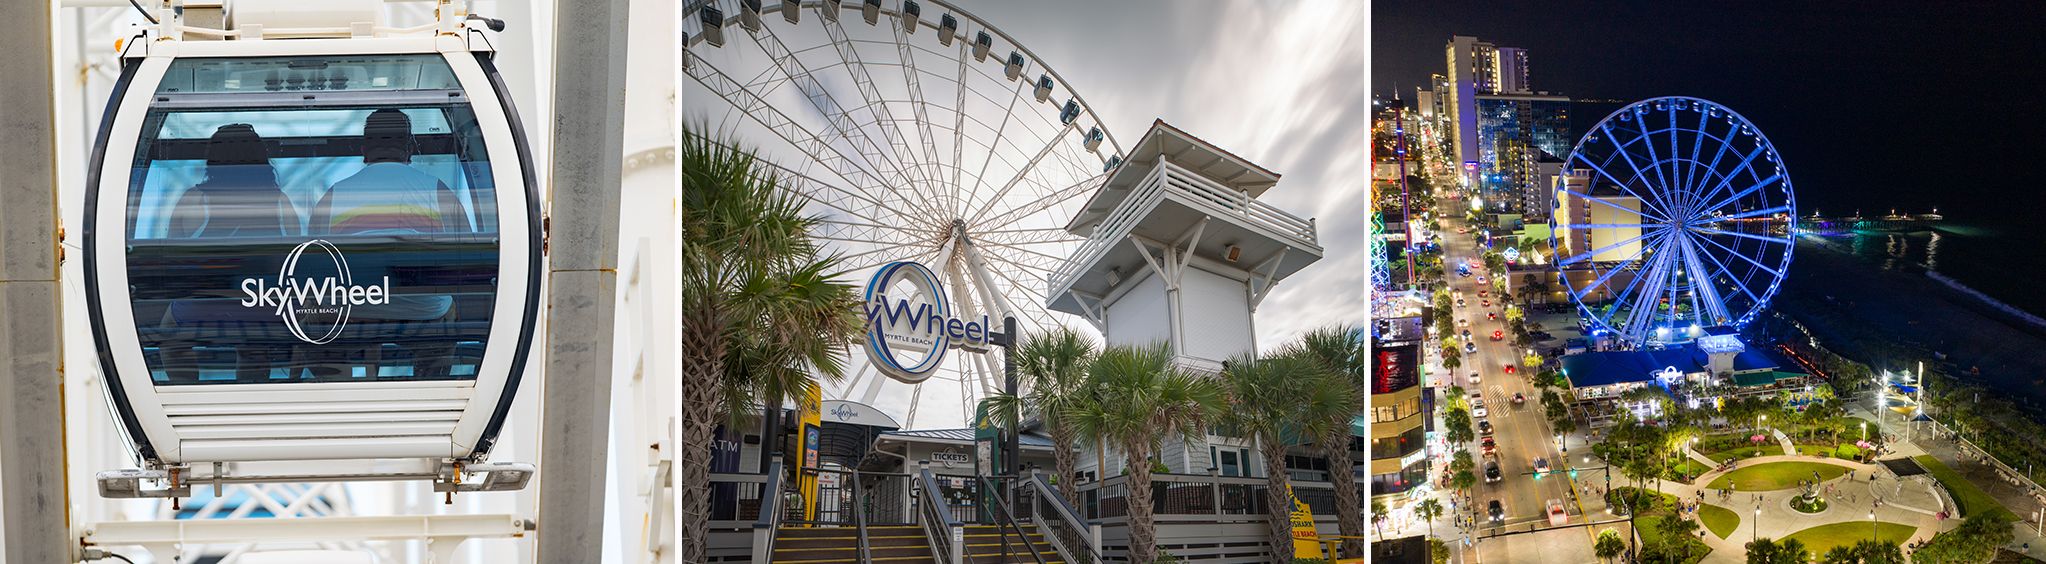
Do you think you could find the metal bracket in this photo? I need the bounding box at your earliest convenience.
[435,461,537,493]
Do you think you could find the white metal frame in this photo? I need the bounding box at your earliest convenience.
[88,34,536,466]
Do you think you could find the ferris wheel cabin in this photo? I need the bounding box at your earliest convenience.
[82,2,541,482]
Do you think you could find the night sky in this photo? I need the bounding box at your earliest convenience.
[1373,1,2046,229]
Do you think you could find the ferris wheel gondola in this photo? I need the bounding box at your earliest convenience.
[82,2,541,480]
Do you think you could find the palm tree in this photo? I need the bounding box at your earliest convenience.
[1219,348,1332,562]
[983,327,1098,508]
[1415,498,1444,538]
[1066,343,1224,564]
[1595,529,1626,563]
[1296,325,1368,558]
[681,127,865,562]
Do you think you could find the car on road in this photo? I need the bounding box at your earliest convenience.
[1491,330,1504,341]
[1478,419,1494,436]
[1476,276,1487,284]
[1547,499,1568,526]
[1483,454,1502,483]
[1481,436,1497,455]
[1488,500,1505,524]
[1481,299,1490,308]
[1458,318,1470,327]
[1512,392,1526,404]
[1503,364,1516,374]
[1456,227,1468,234]
[1487,312,1497,321]
[1456,299,1466,308]
[1471,399,1488,418]
[1533,457,1550,476]
[1464,342,1477,354]
[1462,329,1472,339]
[1468,372,1480,385]
[1477,289,1488,298]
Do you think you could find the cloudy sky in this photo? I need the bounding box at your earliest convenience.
[686,0,1367,429]
[962,0,1369,347]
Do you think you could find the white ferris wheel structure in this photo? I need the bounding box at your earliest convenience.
[684,0,1121,427]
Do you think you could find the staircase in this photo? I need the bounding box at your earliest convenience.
[770,523,1063,564]
[963,522,1062,563]
[771,524,922,563]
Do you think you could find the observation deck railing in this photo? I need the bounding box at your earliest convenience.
[1048,160,1317,298]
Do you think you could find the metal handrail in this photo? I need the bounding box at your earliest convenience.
[917,468,966,564]
[851,470,872,564]
[1026,471,1103,564]
[751,460,785,563]
[978,476,1047,564]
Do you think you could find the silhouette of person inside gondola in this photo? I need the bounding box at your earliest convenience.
[306,109,467,379]
[162,124,298,382]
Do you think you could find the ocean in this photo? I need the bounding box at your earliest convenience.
[1809,222,2046,325]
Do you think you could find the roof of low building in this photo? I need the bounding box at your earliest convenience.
[877,428,1058,451]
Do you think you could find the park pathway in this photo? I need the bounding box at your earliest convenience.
[1771,428,1795,456]
[1590,453,1954,564]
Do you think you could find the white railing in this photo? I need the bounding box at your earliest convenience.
[1047,161,1318,297]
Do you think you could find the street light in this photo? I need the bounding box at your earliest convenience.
[1752,507,1761,545]
[1869,511,1877,543]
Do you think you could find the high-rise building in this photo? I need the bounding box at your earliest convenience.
[1551,170,1643,264]
[1475,93,1570,219]
[1369,316,1430,504]
[1495,47,1530,94]
[1446,36,1539,191]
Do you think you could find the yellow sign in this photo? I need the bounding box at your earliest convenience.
[796,387,823,523]
[1287,484,1324,558]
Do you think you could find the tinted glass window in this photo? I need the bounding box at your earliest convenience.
[124,54,500,385]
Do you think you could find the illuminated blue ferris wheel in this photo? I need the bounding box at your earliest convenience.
[1550,96,1796,347]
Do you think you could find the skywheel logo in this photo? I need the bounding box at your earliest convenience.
[237,239,391,344]
[864,261,992,384]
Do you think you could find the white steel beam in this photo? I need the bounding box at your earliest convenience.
[540,0,628,561]
[84,514,530,564]
[0,1,69,561]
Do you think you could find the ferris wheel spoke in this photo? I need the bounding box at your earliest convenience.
[814,220,937,247]
[977,122,1076,228]
[1688,226,1790,247]
[684,55,933,219]
[747,22,927,208]
[949,38,972,220]
[1597,234,1667,336]
[1691,232,1785,279]
[976,230,1085,248]
[891,18,955,218]
[967,64,1033,207]
[835,244,941,273]
[1678,235,1737,323]
[1599,123,1683,218]
[819,18,944,212]
[975,171,1108,230]
[745,150,931,225]
[1693,175,1784,219]
[1688,236,1763,308]
[1571,233,1661,302]
[1677,126,1740,214]
[1687,146,1771,218]
[1630,115,1680,214]
[1569,157,1671,223]
[1677,105,1713,208]
[1557,228,1663,267]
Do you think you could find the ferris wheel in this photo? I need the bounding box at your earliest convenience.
[684,0,1119,427]
[1551,96,1795,347]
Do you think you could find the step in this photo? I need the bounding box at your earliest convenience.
[776,532,930,548]
[776,524,919,538]
[772,544,934,561]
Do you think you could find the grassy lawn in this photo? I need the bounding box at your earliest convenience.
[1780,521,1917,557]
[1666,460,1712,484]
[1706,461,1847,491]
[1915,455,2015,520]
[1704,446,1781,463]
[1698,503,1739,539]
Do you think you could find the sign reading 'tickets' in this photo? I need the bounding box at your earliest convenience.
[863,261,993,383]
